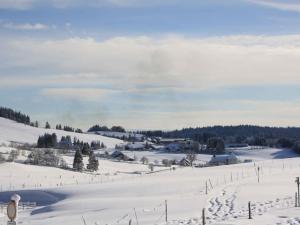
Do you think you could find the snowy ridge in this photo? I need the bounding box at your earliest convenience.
[0,117,122,148]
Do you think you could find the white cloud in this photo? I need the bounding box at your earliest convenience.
[1,35,300,93]
[41,88,116,101]
[0,0,172,9]
[249,0,300,12]
[3,22,49,30]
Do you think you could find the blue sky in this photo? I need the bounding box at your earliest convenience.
[1,0,300,130]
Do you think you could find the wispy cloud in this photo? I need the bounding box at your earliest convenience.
[0,0,175,10]
[41,88,116,101]
[249,0,300,12]
[1,35,300,90]
[2,22,50,30]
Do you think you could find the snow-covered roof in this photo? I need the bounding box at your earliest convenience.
[209,153,238,163]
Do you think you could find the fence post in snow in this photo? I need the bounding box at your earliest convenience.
[129,219,132,225]
[202,208,206,225]
[209,179,213,189]
[296,177,300,207]
[248,201,252,219]
[257,166,260,183]
[205,181,208,195]
[165,200,168,222]
[295,192,298,207]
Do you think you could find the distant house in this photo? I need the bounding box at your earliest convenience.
[125,142,146,151]
[208,153,238,166]
[179,158,191,167]
[162,138,200,152]
[110,150,134,161]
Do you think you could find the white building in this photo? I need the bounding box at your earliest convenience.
[208,152,238,166]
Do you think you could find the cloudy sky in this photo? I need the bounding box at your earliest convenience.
[1,0,300,130]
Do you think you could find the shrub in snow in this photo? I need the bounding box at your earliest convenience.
[148,163,154,172]
[26,149,61,167]
[59,158,69,169]
[73,150,84,171]
[140,156,149,165]
[7,150,19,162]
[0,153,5,163]
[87,151,99,172]
[162,159,171,167]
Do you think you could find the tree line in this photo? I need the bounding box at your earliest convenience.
[88,124,126,133]
[0,106,33,125]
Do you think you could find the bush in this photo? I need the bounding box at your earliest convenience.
[26,149,61,167]
[0,153,5,163]
[7,150,19,162]
[162,159,171,167]
[140,156,149,164]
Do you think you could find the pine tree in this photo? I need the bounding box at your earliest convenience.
[73,150,84,171]
[87,151,99,171]
[45,122,51,129]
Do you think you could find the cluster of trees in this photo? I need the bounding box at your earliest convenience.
[26,149,67,168]
[139,125,300,141]
[207,137,225,154]
[73,150,99,172]
[0,106,33,125]
[55,124,83,133]
[37,133,57,148]
[36,134,106,152]
[88,124,126,133]
[161,125,300,141]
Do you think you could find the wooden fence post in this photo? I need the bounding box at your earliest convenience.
[133,208,139,225]
[248,201,252,219]
[129,219,132,225]
[295,192,298,207]
[202,208,206,225]
[205,181,208,195]
[165,200,168,222]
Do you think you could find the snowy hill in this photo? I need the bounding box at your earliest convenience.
[0,117,122,148]
[1,117,300,225]
[1,158,300,225]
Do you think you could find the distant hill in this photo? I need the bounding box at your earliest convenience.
[140,125,300,145]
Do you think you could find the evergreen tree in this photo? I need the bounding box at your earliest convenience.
[87,151,99,171]
[81,142,91,155]
[45,122,51,129]
[73,150,84,171]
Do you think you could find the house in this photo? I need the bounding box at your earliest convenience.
[179,158,191,167]
[125,142,146,151]
[208,153,238,166]
[162,138,200,152]
[110,150,134,161]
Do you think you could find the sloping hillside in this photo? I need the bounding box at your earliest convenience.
[0,117,122,148]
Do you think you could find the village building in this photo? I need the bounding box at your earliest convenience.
[208,152,238,166]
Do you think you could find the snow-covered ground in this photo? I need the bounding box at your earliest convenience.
[0,117,122,148]
[1,117,300,225]
[1,158,300,225]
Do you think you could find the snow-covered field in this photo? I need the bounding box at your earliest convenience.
[1,158,300,225]
[0,117,122,148]
[1,117,300,225]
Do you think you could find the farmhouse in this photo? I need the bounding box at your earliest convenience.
[161,138,200,152]
[110,150,134,161]
[179,158,191,167]
[208,153,238,166]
